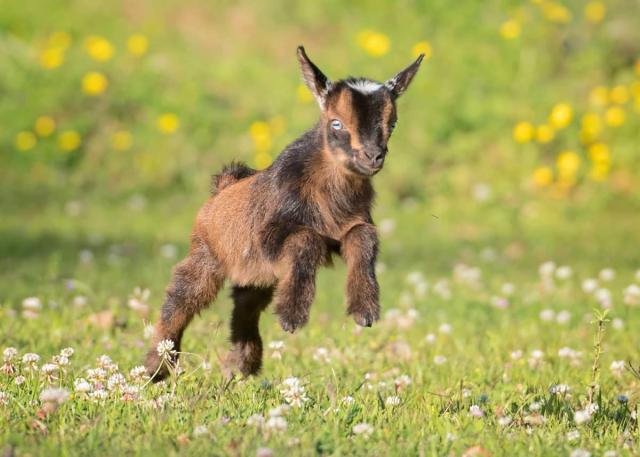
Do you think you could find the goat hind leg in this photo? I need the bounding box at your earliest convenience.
[144,243,223,381]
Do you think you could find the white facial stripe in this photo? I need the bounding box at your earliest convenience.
[346,79,383,94]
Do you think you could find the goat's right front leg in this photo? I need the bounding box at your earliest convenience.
[264,225,327,333]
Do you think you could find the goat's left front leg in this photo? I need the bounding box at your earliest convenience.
[341,223,380,327]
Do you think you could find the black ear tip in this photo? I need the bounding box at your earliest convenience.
[297,46,306,57]
[415,53,425,65]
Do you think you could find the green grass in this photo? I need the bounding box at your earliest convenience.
[1,0,640,455]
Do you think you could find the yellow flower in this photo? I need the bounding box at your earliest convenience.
[542,2,572,23]
[127,34,149,56]
[34,116,56,137]
[513,121,534,143]
[411,41,433,60]
[532,166,553,187]
[357,30,390,57]
[588,143,610,165]
[631,81,640,98]
[499,20,521,40]
[296,84,314,104]
[588,86,608,107]
[609,85,629,104]
[249,121,272,153]
[82,71,108,96]
[39,47,64,69]
[580,112,601,143]
[48,31,71,49]
[157,113,180,134]
[556,150,581,178]
[84,35,114,62]
[549,103,572,129]
[535,124,555,144]
[112,131,133,151]
[584,1,606,23]
[58,130,81,152]
[15,131,37,151]
[604,106,625,127]
[255,152,272,170]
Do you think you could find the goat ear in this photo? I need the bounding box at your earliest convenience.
[297,46,331,108]
[385,54,424,99]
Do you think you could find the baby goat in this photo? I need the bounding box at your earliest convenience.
[145,46,424,379]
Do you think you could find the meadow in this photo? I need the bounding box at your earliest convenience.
[1,0,640,455]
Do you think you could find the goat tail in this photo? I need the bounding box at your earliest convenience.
[210,161,257,195]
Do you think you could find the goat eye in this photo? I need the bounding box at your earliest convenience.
[330,119,343,130]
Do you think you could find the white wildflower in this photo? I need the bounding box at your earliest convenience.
[491,296,509,309]
[498,416,512,426]
[501,282,515,295]
[612,318,624,330]
[610,360,626,377]
[313,347,331,364]
[265,416,287,432]
[74,378,92,393]
[582,278,598,294]
[433,355,447,365]
[0,391,9,405]
[14,375,26,385]
[352,422,374,438]
[438,323,452,334]
[550,384,570,395]
[41,363,59,383]
[22,297,42,310]
[40,388,70,405]
[469,404,484,418]
[280,377,308,407]
[394,374,412,389]
[556,265,573,280]
[623,284,640,306]
[539,261,556,278]
[247,414,265,427]
[599,268,615,282]
[193,425,208,437]
[385,395,401,406]
[22,352,40,370]
[556,310,571,324]
[539,309,555,321]
[268,404,291,417]
[256,447,274,457]
[143,324,155,339]
[595,288,613,308]
[510,350,523,360]
[570,449,591,457]
[425,333,436,344]
[342,396,355,405]
[157,339,176,361]
[3,347,17,362]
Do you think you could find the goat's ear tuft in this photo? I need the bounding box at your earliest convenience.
[384,54,424,99]
[297,46,331,109]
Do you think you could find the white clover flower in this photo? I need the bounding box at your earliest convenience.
[498,416,512,426]
[570,449,591,457]
[425,333,436,344]
[599,268,615,282]
[41,363,59,383]
[73,295,88,307]
[604,450,619,457]
[313,347,331,364]
[341,396,355,405]
[14,375,26,386]
[501,282,515,296]
[128,287,151,314]
[566,430,580,441]
[90,389,108,401]
[40,388,70,405]
[74,378,92,393]
[55,355,70,367]
[610,360,626,377]
[193,425,208,437]
[623,284,640,306]
[612,318,624,330]
[539,309,555,321]
[121,385,140,402]
[574,409,592,425]
[433,355,447,365]
[280,377,308,407]
[469,405,484,418]
[3,347,18,362]
[22,352,40,368]
[265,416,287,432]
[510,350,523,360]
[143,324,155,339]
[438,323,452,334]
[550,384,571,395]
[246,414,265,428]
[0,391,10,406]
[394,374,412,389]
[582,279,598,294]
[156,339,177,361]
[352,422,373,438]
[529,402,542,412]
[556,310,571,324]
[433,280,452,300]
[107,373,126,391]
[539,261,556,278]
[595,288,613,308]
[22,297,42,310]
[556,265,573,280]
[385,395,401,406]
[129,365,149,381]
[60,347,74,358]
[268,404,291,417]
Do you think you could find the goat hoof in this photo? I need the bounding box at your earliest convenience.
[278,315,306,333]
[351,308,379,328]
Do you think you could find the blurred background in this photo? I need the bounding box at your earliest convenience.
[1,0,640,301]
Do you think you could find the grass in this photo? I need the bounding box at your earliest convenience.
[1,0,640,455]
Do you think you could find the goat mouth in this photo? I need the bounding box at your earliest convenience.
[350,161,381,177]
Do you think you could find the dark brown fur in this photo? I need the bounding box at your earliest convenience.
[144,46,423,380]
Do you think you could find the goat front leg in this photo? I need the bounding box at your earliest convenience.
[341,223,380,327]
[269,228,327,333]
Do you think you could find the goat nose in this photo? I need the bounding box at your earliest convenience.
[364,148,384,165]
